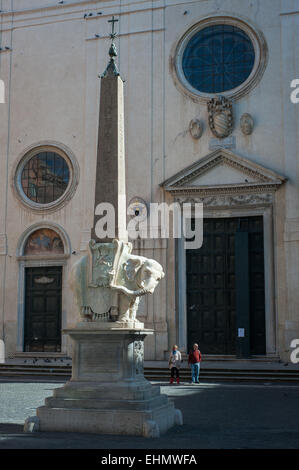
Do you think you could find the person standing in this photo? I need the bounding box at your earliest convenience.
[188,343,202,384]
[168,345,182,384]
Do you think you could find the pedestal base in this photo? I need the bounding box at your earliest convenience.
[35,383,181,437]
[24,324,183,437]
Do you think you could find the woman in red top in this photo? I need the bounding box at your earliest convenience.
[188,343,202,384]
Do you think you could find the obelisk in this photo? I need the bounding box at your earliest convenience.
[91,16,127,243]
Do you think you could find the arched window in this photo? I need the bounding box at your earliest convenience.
[24,228,64,256]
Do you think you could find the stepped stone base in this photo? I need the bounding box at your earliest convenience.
[24,324,182,437]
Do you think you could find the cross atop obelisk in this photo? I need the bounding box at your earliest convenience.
[91,16,127,243]
[102,16,120,78]
[108,15,118,38]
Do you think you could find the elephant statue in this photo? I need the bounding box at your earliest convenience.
[69,239,164,326]
[110,256,165,323]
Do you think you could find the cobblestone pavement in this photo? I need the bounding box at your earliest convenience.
[0,377,298,449]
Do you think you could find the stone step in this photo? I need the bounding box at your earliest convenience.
[0,364,70,369]
[45,394,169,411]
[1,364,299,381]
[181,354,280,361]
[0,368,70,376]
[145,369,299,380]
[0,371,70,376]
[0,367,68,370]
[2,363,299,373]
[145,371,299,382]
[148,373,299,382]
[146,368,299,376]
[154,376,299,383]
[53,382,162,401]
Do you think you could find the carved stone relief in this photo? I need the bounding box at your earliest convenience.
[189,118,203,140]
[207,96,233,139]
[134,340,144,375]
[240,113,254,135]
[88,239,115,287]
[175,192,273,207]
[34,276,55,284]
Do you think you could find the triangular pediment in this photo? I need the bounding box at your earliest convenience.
[161,149,286,193]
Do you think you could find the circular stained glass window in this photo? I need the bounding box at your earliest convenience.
[182,24,255,94]
[21,151,70,204]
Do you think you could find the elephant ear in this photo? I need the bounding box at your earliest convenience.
[124,258,143,281]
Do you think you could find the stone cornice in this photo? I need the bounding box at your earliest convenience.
[0,1,100,17]
[0,1,165,21]
[17,254,70,262]
[169,184,281,196]
[173,156,272,187]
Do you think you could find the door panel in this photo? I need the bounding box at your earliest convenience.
[186,216,265,355]
[24,266,62,352]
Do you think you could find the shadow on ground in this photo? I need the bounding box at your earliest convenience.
[0,381,299,449]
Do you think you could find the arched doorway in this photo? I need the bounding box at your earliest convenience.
[17,224,70,353]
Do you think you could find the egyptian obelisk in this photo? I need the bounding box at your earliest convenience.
[91,16,127,243]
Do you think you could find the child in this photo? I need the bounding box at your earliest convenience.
[168,344,182,384]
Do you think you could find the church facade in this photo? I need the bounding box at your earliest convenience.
[0,0,298,362]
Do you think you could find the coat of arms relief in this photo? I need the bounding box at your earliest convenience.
[207,96,233,139]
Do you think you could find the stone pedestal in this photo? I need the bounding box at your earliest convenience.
[26,323,182,437]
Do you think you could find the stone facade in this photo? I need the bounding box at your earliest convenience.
[0,0,298,362]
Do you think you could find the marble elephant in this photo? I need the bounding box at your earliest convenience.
[69,241,164,324]
[110,254,165,323]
